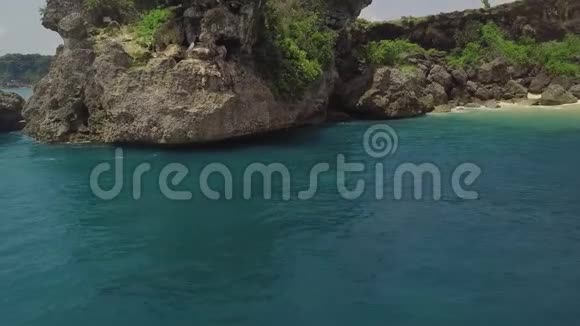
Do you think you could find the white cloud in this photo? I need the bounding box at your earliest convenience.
[0,26,6,39]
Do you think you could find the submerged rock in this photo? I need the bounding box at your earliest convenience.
[515,98,540,106]
[465,102,482,108]
[0,91,25,132]
[483,100,501,109]
[433,104,453,113]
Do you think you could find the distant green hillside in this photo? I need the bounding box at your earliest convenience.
[0,54,52,87]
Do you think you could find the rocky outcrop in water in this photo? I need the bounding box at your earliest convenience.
[0,91,25,133]
[24,0,370,144]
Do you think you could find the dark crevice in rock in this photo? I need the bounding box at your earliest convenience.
[215,37,241,61]
[76,102,90,128]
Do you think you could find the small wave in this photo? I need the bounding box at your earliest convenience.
[33,158,58,162]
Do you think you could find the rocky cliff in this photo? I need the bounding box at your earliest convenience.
[22,0,580,144]
[24,0,370,144]
[0,91,25,133]
[332,0,580,119]
[354,0,580,50]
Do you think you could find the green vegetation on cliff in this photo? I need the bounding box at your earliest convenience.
[366,40,425,66]
[450,22,580,77]
[535,36,580,77]
[83,0,341,97]
[0,54,52,87]
[134,8,172,47]
[91,6,172,65]
[358,20,580,79]
[258,0,337,98]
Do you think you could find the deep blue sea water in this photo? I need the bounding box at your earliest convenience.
[1,106,580,325]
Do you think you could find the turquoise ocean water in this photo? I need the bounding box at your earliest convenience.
[1,104,580,325]
[0,87,33,99]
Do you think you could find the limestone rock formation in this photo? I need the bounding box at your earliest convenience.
[433,104,453,113]
[451,68,468,86]
[24,0,371,144]
[353,67,434,119]
[474,86,493,101]
[569,84,580,98]
[539,84,578,105]
[333,0,580,115]
[478,58,510,84]
[550,76,574,90]
[529,72,553,94]
[425,82,448,106]
[0,91,25,132]
[428,65,453,91]
[502,80,528,100]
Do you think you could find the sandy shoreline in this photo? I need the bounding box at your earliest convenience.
[430,93,580,114]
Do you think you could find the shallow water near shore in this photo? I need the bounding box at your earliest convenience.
[1,107,580,325]
[0,87,33,99]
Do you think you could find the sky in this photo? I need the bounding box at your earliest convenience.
[0,0,63,55]
[361,0,515,21]
[0,0,516,55]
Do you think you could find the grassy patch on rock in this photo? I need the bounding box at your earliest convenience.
[366,39,425,66]
[92,7,173,66]
[134,8,172,47]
